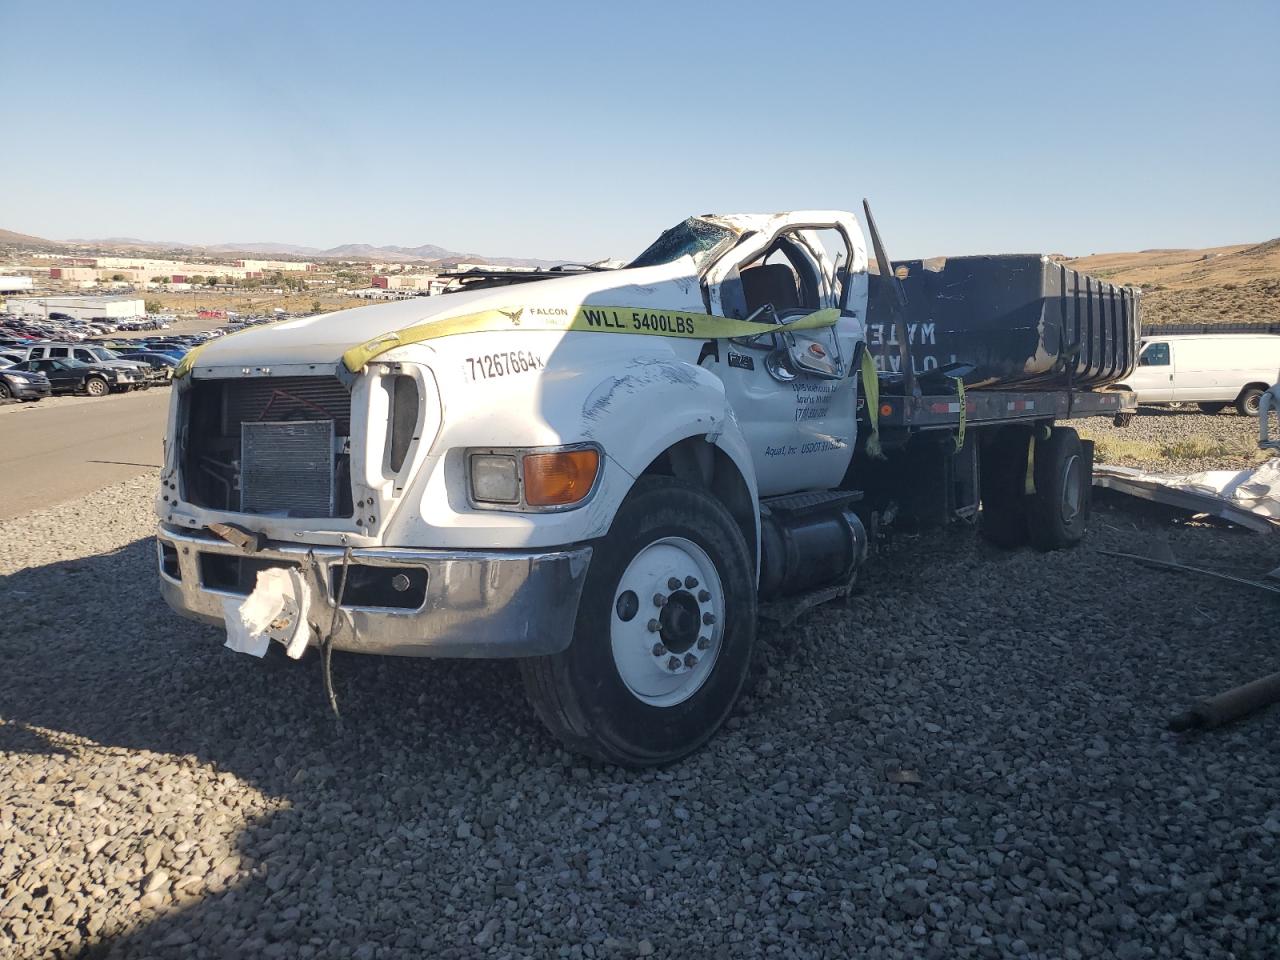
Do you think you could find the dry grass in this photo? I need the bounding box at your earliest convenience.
[1078,425,1270,471]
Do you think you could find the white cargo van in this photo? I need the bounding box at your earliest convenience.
[1118,334,1280,415]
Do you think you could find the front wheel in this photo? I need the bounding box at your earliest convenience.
[85,377,109,397]
[0,382,10,400]
[521,477,756,766]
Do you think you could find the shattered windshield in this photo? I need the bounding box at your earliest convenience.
[628,217,738,271]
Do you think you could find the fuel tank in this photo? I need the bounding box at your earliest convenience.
[866,255,1141,389]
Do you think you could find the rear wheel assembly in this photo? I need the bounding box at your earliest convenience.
[1027,426,1090,550]
[979,426,1031,548]
[1236,387,1263,418]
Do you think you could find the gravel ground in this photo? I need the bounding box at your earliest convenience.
[3,458,1280,959]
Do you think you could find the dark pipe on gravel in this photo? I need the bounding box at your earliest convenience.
[1168,669,1280,731]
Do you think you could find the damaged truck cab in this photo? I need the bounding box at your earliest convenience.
[157,208,1137,765]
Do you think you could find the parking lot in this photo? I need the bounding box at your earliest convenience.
[2,407,1279,959]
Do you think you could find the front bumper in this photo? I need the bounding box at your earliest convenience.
[156,524,592,658]
[5,380,50,399]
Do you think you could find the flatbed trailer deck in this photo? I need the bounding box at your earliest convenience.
[873,386,1134,437]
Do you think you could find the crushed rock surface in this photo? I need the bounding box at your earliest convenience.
[2,467,1279,959]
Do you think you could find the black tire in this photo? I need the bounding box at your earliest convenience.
[1197,402,1228,415]
[85,377,109,397]
[1027,426,1090,551]
[520,477,756,766]
[0,382,10,400]
[1236,387,1263,418]
[979,426,1031,548]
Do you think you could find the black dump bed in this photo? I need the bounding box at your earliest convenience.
[866,255,1141,389]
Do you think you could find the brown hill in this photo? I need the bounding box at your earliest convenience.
[0,228,57,248]
[1064,240,1280,327]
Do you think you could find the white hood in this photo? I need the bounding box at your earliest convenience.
[189,261,704,372]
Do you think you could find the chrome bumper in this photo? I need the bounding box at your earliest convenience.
[156,524,592,658]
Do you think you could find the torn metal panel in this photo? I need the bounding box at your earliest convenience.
[1093,462,1280,534]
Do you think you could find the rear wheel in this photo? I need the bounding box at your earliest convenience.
[521,477,756,766]
[85,377,109,397]
[1027,426,1090,550]
[1236,387,1263,417]
[1197,402,1228,415]
[979,426,1031,548]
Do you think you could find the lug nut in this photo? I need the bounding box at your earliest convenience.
[652,642,667,656]
[683,653,698,668]
[667,656,681,671]
[698,590,710,603]
[697,636,710,650]
[702,612,716,625]
[667,577,681,591]
[647,619,660,633]
[684,576,698,589]
[653,594,667,607]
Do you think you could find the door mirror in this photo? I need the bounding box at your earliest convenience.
[785,331,842,379]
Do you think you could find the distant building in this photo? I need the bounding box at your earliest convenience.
[0,275,34,293]
[6,295,145,321]
[48,266,96,282]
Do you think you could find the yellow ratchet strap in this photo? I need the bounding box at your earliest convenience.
[859,346,886,460]
[340,305,840,373]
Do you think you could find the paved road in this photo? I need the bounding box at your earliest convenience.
[0,390,169,521]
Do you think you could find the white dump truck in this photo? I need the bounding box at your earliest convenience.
[156,205,1138,765]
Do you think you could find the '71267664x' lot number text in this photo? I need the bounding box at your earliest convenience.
[465,351,545,382]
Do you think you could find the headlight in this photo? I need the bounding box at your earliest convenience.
[469,454,520,504]
[468,445,602,510]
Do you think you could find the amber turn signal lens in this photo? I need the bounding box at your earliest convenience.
[522,449,600,506]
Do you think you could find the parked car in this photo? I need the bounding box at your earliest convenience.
[23,343,152,384]
[9,358,135,397]
[1118,334,1280,416]
[0,365,51,401]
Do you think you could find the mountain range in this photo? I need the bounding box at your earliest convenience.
[1,228,566,267]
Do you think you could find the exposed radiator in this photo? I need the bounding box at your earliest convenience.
[222,376,351,435]
[240,420,336,517]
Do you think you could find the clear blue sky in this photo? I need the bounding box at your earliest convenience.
[3,0,1277,261]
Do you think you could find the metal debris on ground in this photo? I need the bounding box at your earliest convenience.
[1093,461,1280,534]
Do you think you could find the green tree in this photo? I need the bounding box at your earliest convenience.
[151,276,167,283]
[145,298,163,313]
[189,275,205,284]
[206,276,218,287]
[111,273,125,281]
[310,300,322,314]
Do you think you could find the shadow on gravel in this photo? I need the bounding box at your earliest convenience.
[2,537,561,957]
[4,514,1280,959]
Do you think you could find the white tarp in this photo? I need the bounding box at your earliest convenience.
[222,567,315,658]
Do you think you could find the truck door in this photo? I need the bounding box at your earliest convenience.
[1135,340,1175,402]
[701,224,865,496]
